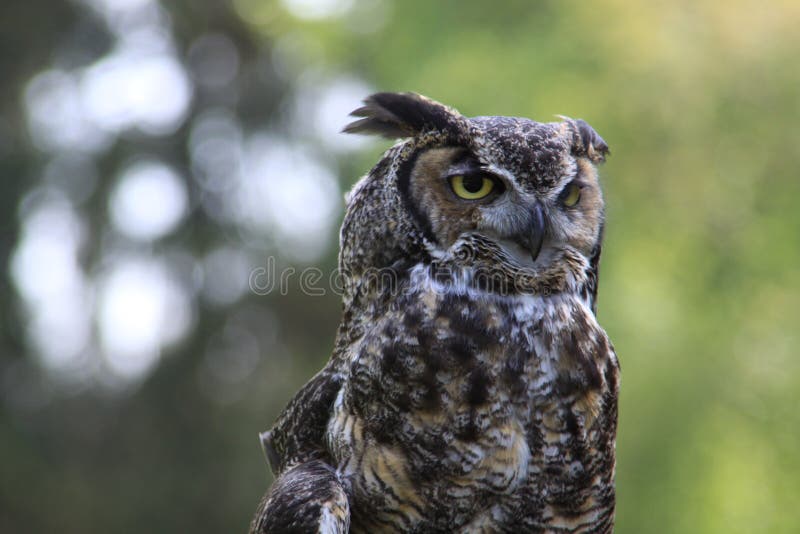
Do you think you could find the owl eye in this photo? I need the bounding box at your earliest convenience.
[560,182,582,207]
[450,174,496,200]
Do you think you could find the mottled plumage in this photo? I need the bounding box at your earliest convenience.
[251,93,619,533]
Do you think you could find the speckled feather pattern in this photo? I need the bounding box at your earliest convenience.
[251,93,617,533]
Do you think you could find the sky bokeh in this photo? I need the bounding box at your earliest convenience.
[1,0,799,532]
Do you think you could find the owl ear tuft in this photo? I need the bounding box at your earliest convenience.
[561,117,610,163]
[343,92,463,139]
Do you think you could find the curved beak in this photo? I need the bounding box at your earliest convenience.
[515,202,545,262]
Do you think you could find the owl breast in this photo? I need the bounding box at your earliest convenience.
[325,265,619,532]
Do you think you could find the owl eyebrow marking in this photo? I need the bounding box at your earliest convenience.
[443,154,483,178]
[560,178,588,191]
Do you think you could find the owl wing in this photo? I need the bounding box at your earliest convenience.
[260,362,343,476]
[250,460,350,534]
[251,362,347,534]
[583,241,602,315]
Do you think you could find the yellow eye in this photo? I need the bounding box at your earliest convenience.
[450,174,495,200]
[561,182,582,207]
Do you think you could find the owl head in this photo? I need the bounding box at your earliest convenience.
[340,92,609,307]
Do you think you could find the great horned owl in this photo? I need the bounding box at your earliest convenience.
[250,93,619,533]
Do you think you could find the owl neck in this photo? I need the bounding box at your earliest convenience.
[430,232,590,293]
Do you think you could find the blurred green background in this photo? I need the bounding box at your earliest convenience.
[1,0,799,532]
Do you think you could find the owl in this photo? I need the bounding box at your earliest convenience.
[250,93,619,533]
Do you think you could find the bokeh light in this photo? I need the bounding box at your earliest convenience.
[11,191,91,371]
[81,48,192,135]
[24,69,110,153]
[109,160,188,241]
[280,0,354,21]
[97,257,194,380]
[235,135,340,261]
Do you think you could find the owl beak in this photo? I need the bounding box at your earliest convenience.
[521,203,545,262]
